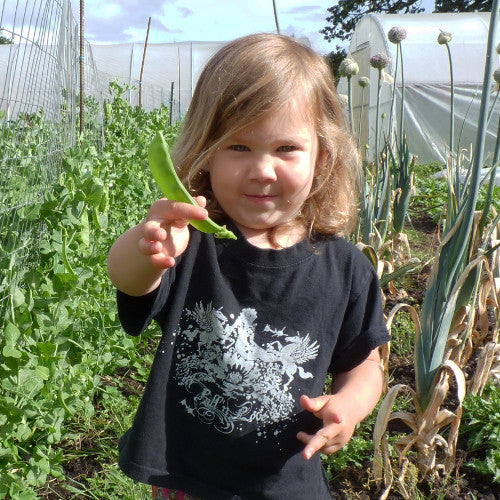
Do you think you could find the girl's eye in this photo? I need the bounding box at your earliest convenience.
[278,145,297,153]
[229,144,249,152]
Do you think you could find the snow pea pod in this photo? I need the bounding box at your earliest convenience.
[148,132,237,240]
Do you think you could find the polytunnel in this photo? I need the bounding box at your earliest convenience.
[337,12,500,166]
[89,41,226,117]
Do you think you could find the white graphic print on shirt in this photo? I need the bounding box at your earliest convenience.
[174,302,319,436]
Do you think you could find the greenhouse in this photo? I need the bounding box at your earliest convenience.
[338,12,500,165]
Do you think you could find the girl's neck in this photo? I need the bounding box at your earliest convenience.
[238,223,307,249]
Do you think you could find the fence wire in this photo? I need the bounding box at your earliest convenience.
[0,0,173,330]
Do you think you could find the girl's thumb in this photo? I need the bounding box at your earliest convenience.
[299,394,328,413]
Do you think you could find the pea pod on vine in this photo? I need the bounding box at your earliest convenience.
[148,132,236,240]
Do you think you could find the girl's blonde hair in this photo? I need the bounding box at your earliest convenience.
[172,33,360,237]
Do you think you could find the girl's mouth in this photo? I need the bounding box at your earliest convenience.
[244,194,277,203]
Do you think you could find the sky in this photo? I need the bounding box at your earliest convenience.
[72,0,436,55]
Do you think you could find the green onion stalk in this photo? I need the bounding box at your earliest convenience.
[386,26,414,236]
[478,69,500,233]
[439,30,460,227]
[386,27,406,156]
[374,146,393,245]
[391,135,416,234]
[370,53,391,193]
[416,1,499,410]
[357,77,370,151]
[359,176,375,245]
[338,57,359,133]
[272,0,280,34]
[439,32,455,166]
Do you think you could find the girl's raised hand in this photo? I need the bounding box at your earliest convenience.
[139,196,208,269]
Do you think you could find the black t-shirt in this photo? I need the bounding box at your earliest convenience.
[116,225,390,499]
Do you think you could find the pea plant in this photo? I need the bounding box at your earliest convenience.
[0,83,177,498]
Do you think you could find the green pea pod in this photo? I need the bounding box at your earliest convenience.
[148,132,237,240]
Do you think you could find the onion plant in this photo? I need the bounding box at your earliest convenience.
[356,76,370,150]
[373,3,500,490]
[338,56,359,131]
[418,8,498,408]
[385,27,416,243]
[370,53,391,166]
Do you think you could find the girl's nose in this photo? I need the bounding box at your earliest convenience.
[250,154,277,181]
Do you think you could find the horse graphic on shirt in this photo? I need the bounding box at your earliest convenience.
[174,302,320,435]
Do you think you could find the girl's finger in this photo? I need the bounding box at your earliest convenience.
[164,200,208,221]
[142,219,167,241]
[297,431,333,460]
[138,238,162,256]
[194,195,207,208]
[150,253,176,269]
[299,394,330,418]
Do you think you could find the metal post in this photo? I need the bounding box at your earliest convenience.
[79,0,84,137]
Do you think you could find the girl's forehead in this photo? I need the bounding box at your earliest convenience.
[231,97,315,135]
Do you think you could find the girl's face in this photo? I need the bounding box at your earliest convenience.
[208,99,318,248]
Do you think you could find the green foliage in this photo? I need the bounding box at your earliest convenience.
[324,48,347,84]
[0,30,12,45]
[388,311,416,358]
[0,82,177,496]
[434,0,493,11]
[320,0,423,50]
[410,163,448,223]
[461,384,500,483]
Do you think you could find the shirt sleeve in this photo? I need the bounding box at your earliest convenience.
[328,268,390,375]
[116,268,175,336]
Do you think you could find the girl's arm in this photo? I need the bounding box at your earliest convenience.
[297,347,384,459]
[107,197,208,296]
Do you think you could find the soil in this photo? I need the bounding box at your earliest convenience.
[40,211,500,499]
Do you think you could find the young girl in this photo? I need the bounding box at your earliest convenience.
[108,34,390,500]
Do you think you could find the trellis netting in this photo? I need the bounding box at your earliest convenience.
[0,0,227,331]
[0,0,172,329]
[0,0,83,327]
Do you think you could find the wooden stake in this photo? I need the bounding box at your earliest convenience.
[139,17,151,110]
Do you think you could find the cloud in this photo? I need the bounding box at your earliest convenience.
[80,0,332,54]
[178,7,194,18]
[282,5,321,15]
[93,3,122,19]
[82,0,168,43]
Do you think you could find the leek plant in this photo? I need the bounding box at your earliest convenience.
[373,3,500,493]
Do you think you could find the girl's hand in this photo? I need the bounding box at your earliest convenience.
[296,394,357,459]
[139,196,208,269]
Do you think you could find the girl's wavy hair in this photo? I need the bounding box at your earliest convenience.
[172,33,361,237]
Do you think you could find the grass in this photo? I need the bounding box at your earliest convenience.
[389,310,416,358]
